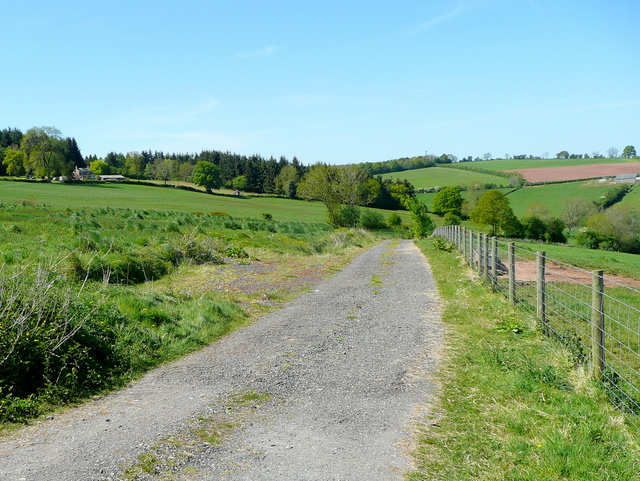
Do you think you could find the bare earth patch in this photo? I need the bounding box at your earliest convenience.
[503,260,640,289]
[504,162,640,182]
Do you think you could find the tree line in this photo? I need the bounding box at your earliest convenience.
[432,183,639,253]
[0,126,415,212]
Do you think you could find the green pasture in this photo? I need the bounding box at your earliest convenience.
[619,184,640,208]
[380,166,507,189]
[505,180,615,217]
[0,181,328,223]
[464,157,640,171]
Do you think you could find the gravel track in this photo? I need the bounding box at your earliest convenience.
[0,240,443,480]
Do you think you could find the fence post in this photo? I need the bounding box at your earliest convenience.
[462,227,467,262]
[478,234,485,276]
[536,251,548,335]
[591,270,605,380]
[508,242,516,305]
[470,231,476,269]
[491,237,498,292]
[483,235,490,282]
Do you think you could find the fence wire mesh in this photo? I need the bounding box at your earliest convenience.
[433,226,640,430]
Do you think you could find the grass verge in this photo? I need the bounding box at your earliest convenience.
[408,239,640,480]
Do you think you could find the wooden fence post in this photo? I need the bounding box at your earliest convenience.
[462,227,467,262]
[478,234,485,276]
[470,231,476,269]
[591,270,605,380]
[537,251,548,335]
[508,242,516,305]
[491,237,498,291]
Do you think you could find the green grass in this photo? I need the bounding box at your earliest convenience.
[381,166,508,189]
[0,180,332,222]
[0,200,379,426]
[505,181,615,217]
[463,157,640,171]
[409,239,640,480]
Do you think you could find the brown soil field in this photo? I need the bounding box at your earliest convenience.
[502,260,640,289]
[504,162,640,182]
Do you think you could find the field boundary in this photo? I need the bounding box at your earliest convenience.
[434,225,640,429]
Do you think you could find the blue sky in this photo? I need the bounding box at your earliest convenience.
[3,0,639,164]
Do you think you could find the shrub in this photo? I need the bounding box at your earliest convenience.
[387,213,402,227]
[336,205,361,227]
[443,212,461,226]
[360,210,386,230]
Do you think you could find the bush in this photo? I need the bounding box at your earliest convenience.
[360,210,386,230]
[443,212,461,226]
[336,205,361,227]
[387,213,402,227]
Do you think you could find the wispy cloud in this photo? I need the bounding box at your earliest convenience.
[235,45,280,59]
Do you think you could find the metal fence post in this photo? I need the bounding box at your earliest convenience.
[591,270,605,380]
[508,242,516,305]
[536,251,548,335]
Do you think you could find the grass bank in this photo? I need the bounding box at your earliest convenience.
[409,239,640,480]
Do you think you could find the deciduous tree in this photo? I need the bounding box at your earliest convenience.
[432,186,463,217]
[622,145,637,158]
[21,126,64,180]
[470,190,515,236]
[192,161,222,193]
[2,148,27,176]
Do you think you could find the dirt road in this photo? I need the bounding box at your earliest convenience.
[0,240,443,480]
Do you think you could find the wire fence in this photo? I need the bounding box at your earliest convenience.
[433,225,640,429]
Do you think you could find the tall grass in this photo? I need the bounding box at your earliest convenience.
[0,204,374,425]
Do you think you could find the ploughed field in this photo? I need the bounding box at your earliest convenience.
[504,162,640,182]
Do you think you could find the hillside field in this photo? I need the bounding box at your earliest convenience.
[381,166,507,189]
[458,157,639,171]
[0,181,351,224]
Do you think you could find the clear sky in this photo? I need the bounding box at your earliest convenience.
[3,0,639,164]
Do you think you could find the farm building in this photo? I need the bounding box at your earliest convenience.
[73,167,94,180]
[614,173,638,184]
[98,175,126,181]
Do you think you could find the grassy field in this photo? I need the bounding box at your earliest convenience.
[0,180,332,222]
[410,239,640,480]
[461,157,639,171]
[505,180,615,217]
[380,166,508,189]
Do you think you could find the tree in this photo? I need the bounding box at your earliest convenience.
[607,147,619,159]
[404,198,435,238]
[297,164,376,226]
[89,159,110,176]
[432,186,463,217]
[469,190,515,236]
[297,164,342,225]
[556,151,569,159]
[21,126,64,180]
[560,197,596,234]
[2,148,27,176]
[622,145,637,158]
[275,164,300,198]
[125,152,145,180]
[232,175,248,191]
[192,161,222,193]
